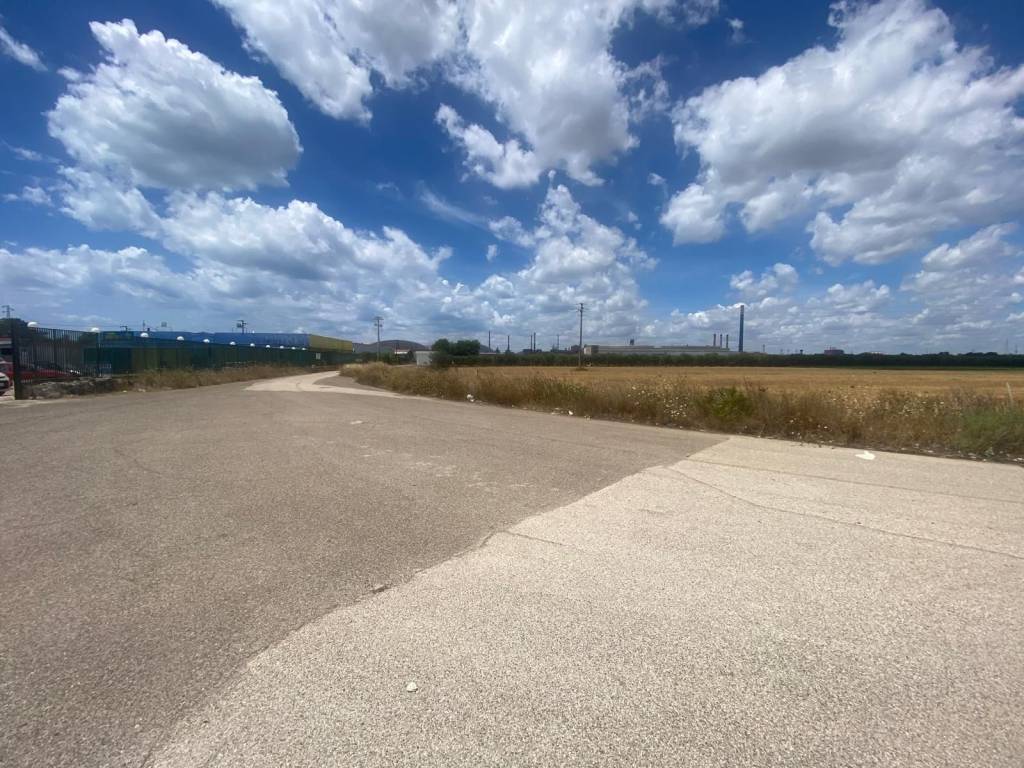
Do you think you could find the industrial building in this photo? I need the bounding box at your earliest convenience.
[584,344,736,357]
[80,329,356,373]
[584,305,747,357]
[141,331,352,352]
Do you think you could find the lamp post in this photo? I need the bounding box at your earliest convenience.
[577,303,585,368]
[139,331,150,372]
[90,327,101,376]
[11,318,23,399]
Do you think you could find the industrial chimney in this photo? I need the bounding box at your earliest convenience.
[738,305,745,353]
[726,333,730,350]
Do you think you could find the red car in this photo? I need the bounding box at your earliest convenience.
[0,360,75,381]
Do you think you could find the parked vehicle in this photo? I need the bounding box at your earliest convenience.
[0,359,78,382]
[0,371,10,394]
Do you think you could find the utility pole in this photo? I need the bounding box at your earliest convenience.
[1,304,11,319]
[236,319,247,334]
[373,316,383,361]
[10,317,23,400]
[577,303,585,368]
[738,304,745,353]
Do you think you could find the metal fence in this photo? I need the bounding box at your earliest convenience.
[3,326,101,391]
[1,320,355,399]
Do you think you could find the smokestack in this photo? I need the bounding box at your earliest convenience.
[713,333,717,347]
[739,305,745,353]
[726,333,730,350]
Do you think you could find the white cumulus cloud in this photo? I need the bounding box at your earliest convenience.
[3,185,51,206]
[57,167,162,235]
[448,0,663,186]
[436,105,542,189]
[662,0,1024,265]
[920,223,1020,271]
[212,0,459,122]
[48,19,301,192]
[729,263,798,299]
[213,1,718,184]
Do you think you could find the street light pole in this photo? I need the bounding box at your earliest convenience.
[577,303,585,368]
[11,319,23,400]
[90,327,101,376]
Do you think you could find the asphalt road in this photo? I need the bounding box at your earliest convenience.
[0,373,719,768]
[2,372,1023,767]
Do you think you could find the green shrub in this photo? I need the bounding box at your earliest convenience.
[955,407,1024,456]
[696,387,755,425]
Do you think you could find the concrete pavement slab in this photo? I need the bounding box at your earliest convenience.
[149,431,1024,767]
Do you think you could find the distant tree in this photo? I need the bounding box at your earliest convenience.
[452,339,481,356]
[432,338,480,357]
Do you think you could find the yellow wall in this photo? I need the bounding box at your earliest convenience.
[307,334,353,352]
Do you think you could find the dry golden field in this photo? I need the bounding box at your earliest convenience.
[348,363,1024,460]
[459,366,1024,397]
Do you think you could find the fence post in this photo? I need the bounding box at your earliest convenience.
[11,321,24,400]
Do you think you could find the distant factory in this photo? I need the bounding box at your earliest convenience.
[584,305,747,357]
[584,343,735,357]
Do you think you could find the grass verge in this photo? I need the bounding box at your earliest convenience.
[345,363,1024,462]
[118,365,317,392]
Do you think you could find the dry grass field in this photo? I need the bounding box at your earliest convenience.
[347,363,1024,461]
[453,365,1024,397]
[119,364,316,392]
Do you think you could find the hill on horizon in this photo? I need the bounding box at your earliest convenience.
[352,339,428,353]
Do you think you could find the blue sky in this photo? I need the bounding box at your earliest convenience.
[1,0,1022,352]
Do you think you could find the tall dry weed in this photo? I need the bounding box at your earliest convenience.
[345,364,1024,461]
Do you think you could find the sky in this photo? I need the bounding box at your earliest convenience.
[1,0,1022,353]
